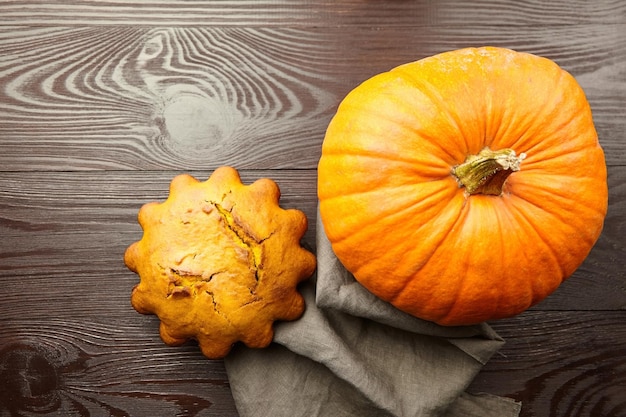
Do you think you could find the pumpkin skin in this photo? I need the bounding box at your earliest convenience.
[317,47,608,326]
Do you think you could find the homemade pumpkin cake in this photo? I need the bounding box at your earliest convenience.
[125,166,316,358]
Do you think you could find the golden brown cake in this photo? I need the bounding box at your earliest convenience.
[124,166,316,359]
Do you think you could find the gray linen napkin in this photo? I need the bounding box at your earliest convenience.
[224,211,522,417]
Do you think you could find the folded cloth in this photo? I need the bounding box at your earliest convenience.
[224,211,522,417]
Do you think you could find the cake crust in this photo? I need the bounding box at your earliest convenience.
[125,166,316,358]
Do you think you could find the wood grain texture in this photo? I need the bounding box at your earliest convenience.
[0,26,338,170]
[0,319,238,416]
[471,311,626,416]
[1,24,624,171]
[0,0,624,26]
[2,312,624,417]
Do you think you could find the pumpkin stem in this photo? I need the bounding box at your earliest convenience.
[453,147,526,196]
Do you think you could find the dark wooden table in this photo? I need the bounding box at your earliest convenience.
[1,2,625,416]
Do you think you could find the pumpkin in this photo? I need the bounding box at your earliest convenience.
[125,166,316,358]
[317,47,607,326]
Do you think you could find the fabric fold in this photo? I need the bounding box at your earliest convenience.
[224,209,521,417]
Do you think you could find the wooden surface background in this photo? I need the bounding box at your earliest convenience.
[1,1,625,416]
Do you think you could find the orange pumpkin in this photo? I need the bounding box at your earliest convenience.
[318,47,607,325]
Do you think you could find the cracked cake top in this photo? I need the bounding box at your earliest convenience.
[124,166,316,359]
